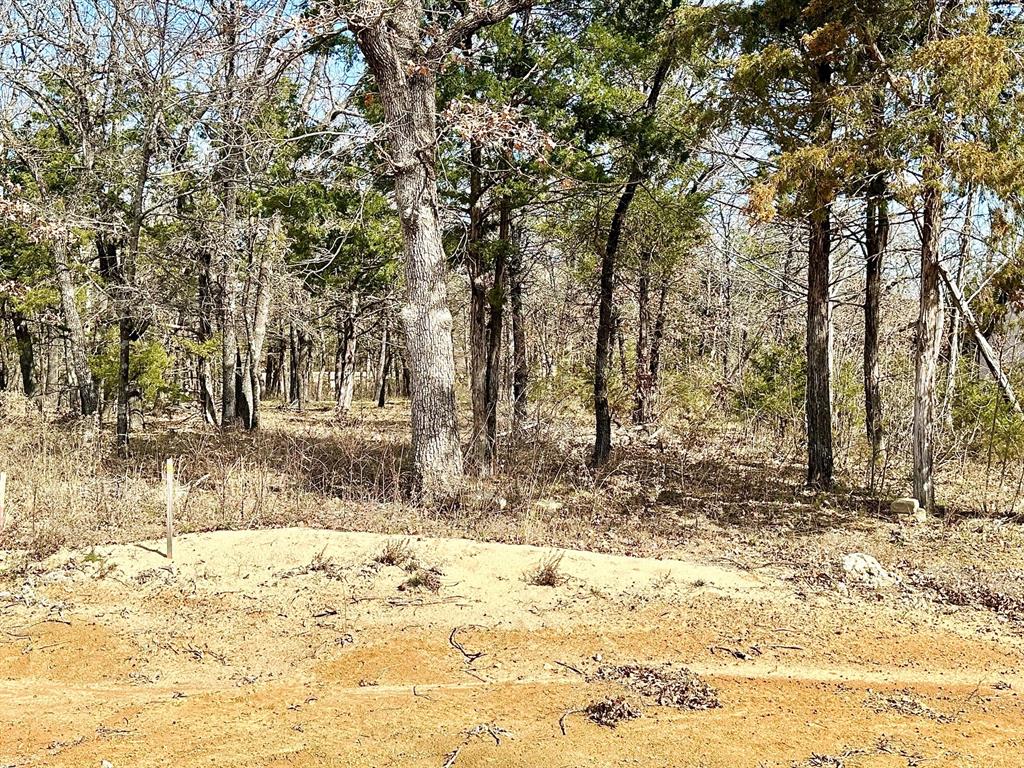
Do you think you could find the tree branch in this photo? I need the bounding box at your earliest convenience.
[426,0,533,62]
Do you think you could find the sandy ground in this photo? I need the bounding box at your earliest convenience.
[1,529,1023,767]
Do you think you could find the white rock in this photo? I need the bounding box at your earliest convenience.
[842,553,895,589]
[891,498,920,516]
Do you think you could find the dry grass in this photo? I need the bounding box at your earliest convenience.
[0,394,1022,602]
[374,537,414,567]
[525,551,566,587]
[399,567,443,592]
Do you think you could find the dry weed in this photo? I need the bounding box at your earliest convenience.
[398,567,442,592]
[375,537,414,567]
[593,663,720,710]
[525,551,566,586]
[583,696,642,727]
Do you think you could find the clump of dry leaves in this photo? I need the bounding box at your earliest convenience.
[593,663,721,710]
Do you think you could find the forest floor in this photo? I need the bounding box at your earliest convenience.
[1,398,1023,766]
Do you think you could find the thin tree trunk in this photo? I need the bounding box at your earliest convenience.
[466,142,490,469]
[289,324,304,409]
[54,245,96,415]
[11,311,35,398]
[509,234,528,428]
[240,241,274,430]
[941,188,974,430]
[197,249,219,425]
[483,198,509,465]
[633,251,652,425]
[376,319,390,407]
[593,53,672,466]
[265,333,284,398]
[805,61,835,490]
[863,173,888,489]
[940,265,1021,416]
[337,296,357,413]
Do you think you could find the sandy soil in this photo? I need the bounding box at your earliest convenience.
[1,529,1022,767]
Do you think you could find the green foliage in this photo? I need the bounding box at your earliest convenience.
[736,337,805,426]
[90,335,181,406]
[952,368,1024,460]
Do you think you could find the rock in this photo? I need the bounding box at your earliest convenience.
[891,497,919,516]
[892,497,927,524]
[842,553,895,589]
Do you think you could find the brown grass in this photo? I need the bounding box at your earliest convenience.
[0,395,1022,600]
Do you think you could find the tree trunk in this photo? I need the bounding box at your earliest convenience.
[939,265,1021,416]
[54,245,96,416]
[593,54,672,466]
[466,141,491,469]
[265,334,284,398]
[806,207,834,489]
[197,249,219,425]
[11,311,35,398]
[239,242,274,430]
[337,296,357,413]
[941,188,973,430]
[805,62,835,490]
[289,324,304,409]
[116,313,131,448]
[483,199,509,465]
[220,245,239,427]
[913,152,944,512]
[509,233,528,428]
[633,251,653,425]
[356,21,464,499]
[863,173,888,489]
[376,319,390,408]
[97,235,133,448]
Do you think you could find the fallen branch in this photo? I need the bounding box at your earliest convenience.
[449,626,485,664]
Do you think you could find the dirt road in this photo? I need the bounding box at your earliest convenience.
[1,529,1021,767]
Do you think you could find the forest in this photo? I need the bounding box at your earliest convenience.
[1,1,1024,767]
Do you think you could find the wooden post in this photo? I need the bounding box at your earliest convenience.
[0,472,7,534]
[165,458,174,559]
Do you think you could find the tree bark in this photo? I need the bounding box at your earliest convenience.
[941,188,973,430]
[336,296,357,413]
[376,319,391,407]
[633,251,653,425]
[197,248,219,425]
[805,61,835,491]
[483,198,510,464]
[863,173,888,489]
[11,311,35,398]
[593,53,672,466]
[54,244,96,416]
[239,239,274,430]
[466,142,489,467]
[508,233,528,428]
[355,13,465,499]
[913,151,944,511]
